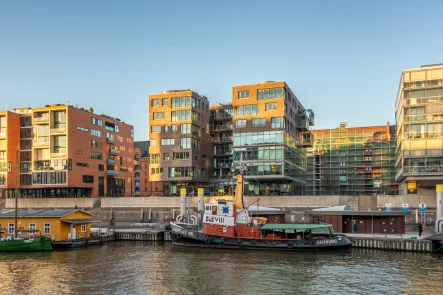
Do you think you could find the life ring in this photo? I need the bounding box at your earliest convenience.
[205,237,211,244]
[177,234,182,239]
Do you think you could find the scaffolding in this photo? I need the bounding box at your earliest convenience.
[306,123,398,196]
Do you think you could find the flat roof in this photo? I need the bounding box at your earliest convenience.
[261,224,332,231]
[0,209,92,218]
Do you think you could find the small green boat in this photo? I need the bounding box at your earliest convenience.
[0,235,53,252]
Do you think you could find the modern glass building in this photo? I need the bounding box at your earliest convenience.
[395,64,443,194]
[306,123,397,196]
[231,81,314,196]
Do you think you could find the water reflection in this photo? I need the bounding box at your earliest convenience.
[0,242,441,295]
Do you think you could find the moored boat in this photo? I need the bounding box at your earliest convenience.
[0,230,52,252]
[167,175,352,251]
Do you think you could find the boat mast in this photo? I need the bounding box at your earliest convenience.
[14,149,18,238]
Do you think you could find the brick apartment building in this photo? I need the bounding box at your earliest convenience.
[0,105,134,200]
[148,90,213,196]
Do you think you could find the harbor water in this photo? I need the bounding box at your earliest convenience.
[0,242,442,295]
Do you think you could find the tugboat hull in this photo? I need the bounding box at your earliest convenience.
[169,223,352,251]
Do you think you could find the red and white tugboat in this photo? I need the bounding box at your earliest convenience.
[168,175,352,251]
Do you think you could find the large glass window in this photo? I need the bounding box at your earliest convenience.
[252,118,265,127]
[257,88,284,100]
[271,117,283,128]
[171,97,197,108]
[234,104,258,116]
[160,139,175,146]
[151,99,160,106]
[233,131,284,145]
[171,110,195,121]
[265,103,277,111]
[151,126,161,133]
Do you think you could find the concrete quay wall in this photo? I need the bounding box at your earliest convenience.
[5,198,96,209]
[5,194,438,210]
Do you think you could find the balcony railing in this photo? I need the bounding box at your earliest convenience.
[109,148,120,155]
[106,137,116,143]
[0,132,6,139]
[50,124,67,134]
[34,116,49,123]
[33,138,49,147]
[214,137,233,143]
[212,125,232,132]
[107,159,116,164]
[134,165,140,172]
[404,165,443,174]
[135,173,140,180]
[107,170,119,176]
[50,152,67,158]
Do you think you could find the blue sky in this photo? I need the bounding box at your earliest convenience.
[1,1,443,140]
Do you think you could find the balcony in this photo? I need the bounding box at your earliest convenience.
[33,138,49,147]
[109,148,120,155]
[34,116,49,123]
[107,159,116,164]
[0,132,6,139]
[134,165,140,172]
[212,125,232,132]
[106,137,116,143]
[50,124,66,134]
[107,170,119,176]
[214,137,233,144]
[135,173,140,180]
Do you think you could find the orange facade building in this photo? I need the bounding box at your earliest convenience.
[0,105,134,200]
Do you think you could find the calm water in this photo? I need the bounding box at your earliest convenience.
[0,242,442,295]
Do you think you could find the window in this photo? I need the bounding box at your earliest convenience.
[172,125,178,132]
[194,153,199,160]
[181,138,191,149]
[76,150,82,155]
[151,126,161,133]
[162,98,168,106]
[91,129,102,137]
[234,104,258,116]
[257,88,284,100]
[153,112,165,120]
[8,223,14,234]
[83,175,94,183]
[91,152,103,160]
[192,138,200,150]
[150,139,156,147]
[168,167,196,178]
[171,110,195,121]
[98,164,104,171]
[173,152,190,160]
[233,131,284,145]
[44,223,51,234]
[236,120,246,128]
[265,103,277,111]
[271,117,283,128]
[252,118,266,127]
[81,224,87,233]
[29,223,36,231]
[151,167,163,175]
[91,118,103,126]
[91,140,102,149]
[76,162,89,167]
[77,126,88,132]
[160,139,175,146]
[151,154,160,164]
[164,125,169,132]
[163,153,170,160]
[171,97,192,108]
[238,90,249,99]
[151,99,160,106]
[181,124,191,134]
